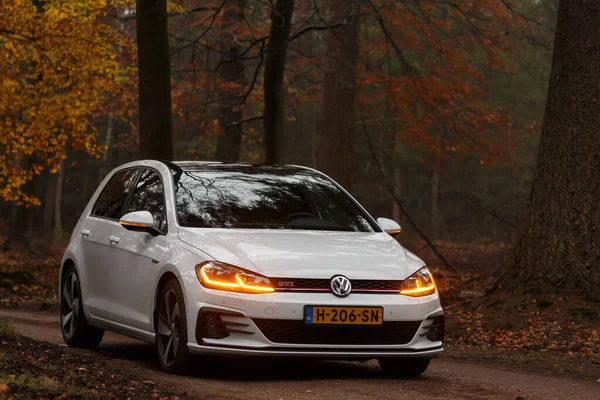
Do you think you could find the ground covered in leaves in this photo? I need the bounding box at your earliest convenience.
[436,273,600,381]
[0,320,180,400]
[0,243,62,308]
[1,243,599,384]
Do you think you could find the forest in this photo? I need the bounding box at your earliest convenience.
[1,0,553,265]
[0,0,599,398]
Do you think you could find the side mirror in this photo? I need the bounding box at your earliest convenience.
[120,211,162,236]
[377,217,402,235]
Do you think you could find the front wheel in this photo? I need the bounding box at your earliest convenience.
[60,266,104,348]
[378,358,431,377]
[155,279,190,374]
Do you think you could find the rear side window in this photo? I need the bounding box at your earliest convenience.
[125,169,167,232]
[93,169,139,220]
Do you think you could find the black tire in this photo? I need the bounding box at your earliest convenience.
[378,358,431,377]
[60,265,104,349]
[155,279,190,374]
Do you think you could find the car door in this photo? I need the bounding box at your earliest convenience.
[107,168,169,331]
[80,168,140,321]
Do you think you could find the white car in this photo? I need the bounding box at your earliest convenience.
[60,160,444,376]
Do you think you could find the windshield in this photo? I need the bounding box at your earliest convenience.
[174,167,378,232]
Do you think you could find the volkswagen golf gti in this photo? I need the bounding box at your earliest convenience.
[60,160,444,376]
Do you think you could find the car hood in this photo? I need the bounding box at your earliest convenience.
[178,227,424,280]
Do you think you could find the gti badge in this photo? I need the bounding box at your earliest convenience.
[330,275,352,297]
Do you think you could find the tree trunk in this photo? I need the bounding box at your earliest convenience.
[216,0,247,162]
[43,171,55,233]
[392,167,402,223]
[6,158,37,247]
[263,0,295,165]
[510,0,600,299]
[136,0,174,160]
[431,134,442,239]
[53,158,65,235]
[316,0,359,190]
[100,107,115,183]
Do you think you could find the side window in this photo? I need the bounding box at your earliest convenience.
[93,169,139,220]
[125,169,167,232]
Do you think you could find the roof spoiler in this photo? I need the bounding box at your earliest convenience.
[157,160,182,171]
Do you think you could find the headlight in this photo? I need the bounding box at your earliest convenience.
[399,266,436,297]
[196,261,274,294]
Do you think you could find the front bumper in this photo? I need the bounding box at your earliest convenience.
[181,275,444,359]
[187,343,443,358]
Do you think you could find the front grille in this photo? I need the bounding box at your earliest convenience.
[253,319,421,345]
[352,280,402,291]
[272,278,402,293]
[273,278,330,290]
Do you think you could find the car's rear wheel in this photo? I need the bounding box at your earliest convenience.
[378,358,430,377]
[60,265,104,348]
[155,279,190,374]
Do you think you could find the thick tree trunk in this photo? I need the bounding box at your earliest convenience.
[316,0,358,190]
[136,0,174,160]
[263,0,295,165]
[510,0,600,299]
[216,0,247,162]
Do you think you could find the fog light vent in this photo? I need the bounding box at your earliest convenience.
[197,311,229,340]
[421,315,445,342]
[195,308,253,344]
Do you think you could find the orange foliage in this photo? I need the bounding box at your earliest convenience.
[0,0,137,205]
[170,0,529,162]
[359,0,525,163]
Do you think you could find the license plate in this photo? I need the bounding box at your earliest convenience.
[305,306,383,325]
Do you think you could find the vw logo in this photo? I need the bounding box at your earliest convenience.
[330,275,352,297]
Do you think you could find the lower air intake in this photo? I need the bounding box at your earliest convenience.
[253,319,421,345]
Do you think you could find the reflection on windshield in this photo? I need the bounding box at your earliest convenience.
[174,167,376,232]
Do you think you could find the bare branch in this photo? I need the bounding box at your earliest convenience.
[358,101,458,274]
[227,115,264,129]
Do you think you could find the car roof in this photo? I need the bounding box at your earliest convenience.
[169,161,318,175]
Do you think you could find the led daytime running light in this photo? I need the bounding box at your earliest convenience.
[235,275,274,293]
[200,268,239,289]
[399,267,436,297]
[197,262,274,293]
[399,280,436,295]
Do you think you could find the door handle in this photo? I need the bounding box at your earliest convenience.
[109,235,120,244]
[81,229,91,237]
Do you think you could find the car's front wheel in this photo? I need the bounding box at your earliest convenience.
[60,265,104,348]
[378,358,431,377]
[155,279,190,374]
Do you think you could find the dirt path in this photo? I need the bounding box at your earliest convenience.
[1,308,598,400]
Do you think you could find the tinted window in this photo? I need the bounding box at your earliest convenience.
[93,169,139,219]
[174,167,376,232]
[125,169,167,232]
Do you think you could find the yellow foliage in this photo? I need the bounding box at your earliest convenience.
[0,0,137,204]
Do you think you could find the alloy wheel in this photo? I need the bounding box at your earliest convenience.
[157,289,180,367]
[61,272,80,339]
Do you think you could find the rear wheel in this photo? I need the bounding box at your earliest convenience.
[155,279,190,374]
[378,358,430,377]
[60,265,104,348]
